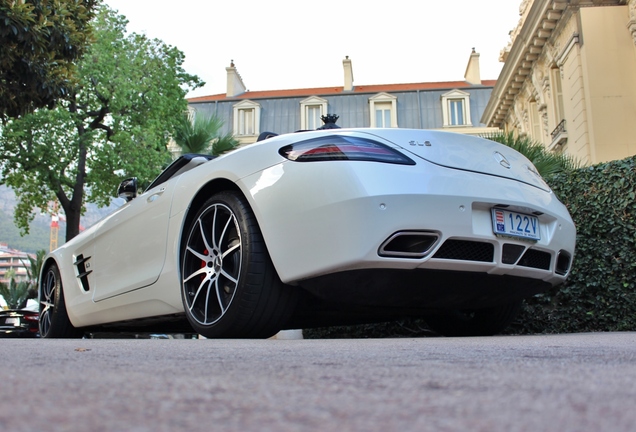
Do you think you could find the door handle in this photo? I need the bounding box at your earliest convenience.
[147,187,166,203]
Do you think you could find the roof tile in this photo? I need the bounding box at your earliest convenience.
[188,80,497,103]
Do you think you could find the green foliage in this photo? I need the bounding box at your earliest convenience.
[0,248,42,309]
[173,111,238,156]
[23,249,46,291]
[211,135,239,157]
[0,0,97,120]
[514,156,636,333]
[0,278,30,310]
[0,5,202,242]
[483,131,580,178]
[0,208,51,253]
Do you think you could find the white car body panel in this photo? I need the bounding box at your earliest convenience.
[244,163,572,283]
[43,128,576,329]
[90,180,174,302]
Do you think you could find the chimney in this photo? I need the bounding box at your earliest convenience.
[343,56,354,91]
[464,48,481,85]
[226,60,247,97]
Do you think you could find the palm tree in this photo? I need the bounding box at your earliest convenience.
[482,131,580,179]
[0,274,30,310]
[173,111,238,156]
[22,249,46,300]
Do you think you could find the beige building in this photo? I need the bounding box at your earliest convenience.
[482,0,636,165]
[0,243,32,285]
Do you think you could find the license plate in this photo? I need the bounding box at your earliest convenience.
[492,208,541,241]
[4,317,19,326]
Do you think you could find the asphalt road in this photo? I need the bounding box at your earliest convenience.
[1,332,635,432]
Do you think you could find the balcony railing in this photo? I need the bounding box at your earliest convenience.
[551,119,566,140]
[549,119,568,150]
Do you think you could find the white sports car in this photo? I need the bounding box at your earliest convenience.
[39,128,576,338]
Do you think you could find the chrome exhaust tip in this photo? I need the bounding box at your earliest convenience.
[379,231,440,258]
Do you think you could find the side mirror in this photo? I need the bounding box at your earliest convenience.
[117,177,138,202]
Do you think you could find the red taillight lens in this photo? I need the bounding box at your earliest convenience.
[279,135,415,165]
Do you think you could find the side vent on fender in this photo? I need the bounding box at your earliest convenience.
[74,254,92,292]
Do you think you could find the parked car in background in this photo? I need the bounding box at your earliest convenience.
[0,304,39,338]
[38,128,576,339]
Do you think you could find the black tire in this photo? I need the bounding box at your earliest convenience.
[181,191,297,338]
[39,264,83,338]
[425,300,522,337]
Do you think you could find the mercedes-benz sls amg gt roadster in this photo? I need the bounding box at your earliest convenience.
[38,128,576,338]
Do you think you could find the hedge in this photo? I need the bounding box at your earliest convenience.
[513,155,636,333]
[304,155,636,338]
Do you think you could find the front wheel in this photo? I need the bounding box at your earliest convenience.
[181,191,297,338]
[424,300,522,337]
[39,264,83,338]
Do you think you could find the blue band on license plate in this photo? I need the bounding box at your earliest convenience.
[492,208,541,241]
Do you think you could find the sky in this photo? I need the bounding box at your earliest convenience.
[104,0,522,98]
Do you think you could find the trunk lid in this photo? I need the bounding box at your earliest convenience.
[361,129,551,192]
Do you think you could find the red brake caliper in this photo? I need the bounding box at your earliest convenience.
[201,249,208,281]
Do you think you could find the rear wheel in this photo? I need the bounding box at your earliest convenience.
[39,264,83,338]
[181,191,297,338]
[425,300,522,337]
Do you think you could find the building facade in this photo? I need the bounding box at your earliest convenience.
[0,243,32,285]
[188,52,499,146]
[482,0,636,165]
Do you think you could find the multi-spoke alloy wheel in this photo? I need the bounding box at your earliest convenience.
[39,264,82,338]
[183,202,242,326]
[181,191,297,338]
[39,267,55,336]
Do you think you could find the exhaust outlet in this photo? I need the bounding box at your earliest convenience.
[379,231,440,258]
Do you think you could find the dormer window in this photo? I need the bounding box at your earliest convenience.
[369,92,398,128]
[441,89,472,127]
[300,96,328,130]
[233,100,261,140]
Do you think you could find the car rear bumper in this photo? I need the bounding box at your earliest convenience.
[243,159,576,287]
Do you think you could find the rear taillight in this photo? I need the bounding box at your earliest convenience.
[279,135,415,165]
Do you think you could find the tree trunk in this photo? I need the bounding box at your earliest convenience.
[64,205,82,242]
[63,95,88,243]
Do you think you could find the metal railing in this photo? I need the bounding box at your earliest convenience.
[551,119,567,140]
